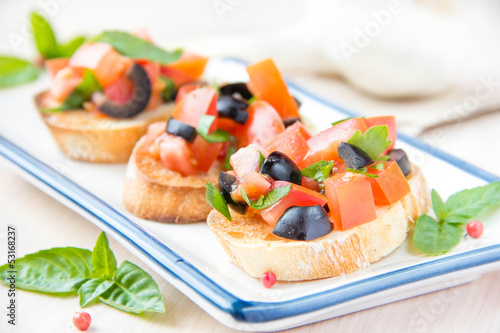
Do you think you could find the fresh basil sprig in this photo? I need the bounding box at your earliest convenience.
[300,160,334,183]
[0,56,39,88]
[346,167,379,178]
[0,232,165,314]
[93,31,182,65]
[206,182,232,220]
[197,115,231,143]
[348,125,391,161]
[414,182,500,255]
[31,11,85,59]
[241,184,291,210]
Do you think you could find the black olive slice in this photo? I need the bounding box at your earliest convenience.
[166,118,197,143]
[337,142,374,169]
[273,205,332,241]
[218,171,248,215]
[283,117,301,128]
[96,63,152,119]
[387,148,412,177]
[217,96,249,124]
[219,82,253,100]
[260,151,302,185]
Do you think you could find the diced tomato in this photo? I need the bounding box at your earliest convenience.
[239,171,271,200]
[246,58,299,119]
[160,66,194,87]
[165,51,209,79]
[364,116,397,151]
[45,57,69,78]
[175,82,206,104]
[69,42,133,87]
[159,134,198,176]
[301,176,320,192]
[217,118,238,135]
[368,161,411,206]
[286,121,312,140]
[190,136,223,173]
[299,117,368,168]
[260,181,328,227]
[104,75,134,104]
[230,145,263,179]
[172,87,218,132]
[236,100,285,148]
[265,125,309,166]
[47,67,83,103]
[144,121,167,148]
[324,172,377,230]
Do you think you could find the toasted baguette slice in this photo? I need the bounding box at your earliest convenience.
[207,166,430,281]
[34,92,174,163]
[123,136,220,223]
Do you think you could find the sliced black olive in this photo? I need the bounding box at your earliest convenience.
[97,63,152,119]
[219,82,253,100]
[217,96,249,124]
[273,205,333,241]
[293,95,302,109]
[166,118,197,143]
[337,142,373,169]
[218,171,248,215]
[283,117,301,128]
[388,148,412,177]
[260,151,302,185]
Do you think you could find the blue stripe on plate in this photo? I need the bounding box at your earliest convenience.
[1,57,499,323]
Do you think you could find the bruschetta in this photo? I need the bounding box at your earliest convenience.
[35,31,209,163]
[205,116,431,280]
[123,58,303,222]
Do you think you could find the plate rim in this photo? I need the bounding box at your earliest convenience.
[1,57,499,324]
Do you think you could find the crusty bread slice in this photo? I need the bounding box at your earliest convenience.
[206,166,430,281]
[34,92,174,163]
[123,136,220,223]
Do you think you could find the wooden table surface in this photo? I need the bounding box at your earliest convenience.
[1,108,500,333]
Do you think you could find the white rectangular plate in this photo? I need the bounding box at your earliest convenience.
[1,58,500,332]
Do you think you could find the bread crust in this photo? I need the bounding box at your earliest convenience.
[207,166,430,281]
[34,92,174,163]
[123,136,220,223]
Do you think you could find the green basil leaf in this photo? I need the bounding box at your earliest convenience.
[348,125,391,161]
[300,160,334,182]
[59,69,102,110]
[413,214,463,255]
[0,56,39,88]
[259,151,266,170]
[92,232,117,279]
[369,162,385,170]
[442,182,500,224]
[0,247,92,293]
[346,167,379,178]
[431,189,446,221]
[58,36,86,57]
[31,12,58,59]
[196,115,230,143]
[205,182,232,220]
[331,117,355,126]
[93,31,182,65]
[223,145,236,170]
[241,184,291,210]
[99,261,165,314]
[78,279,114,307]
[159,76,176,102]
